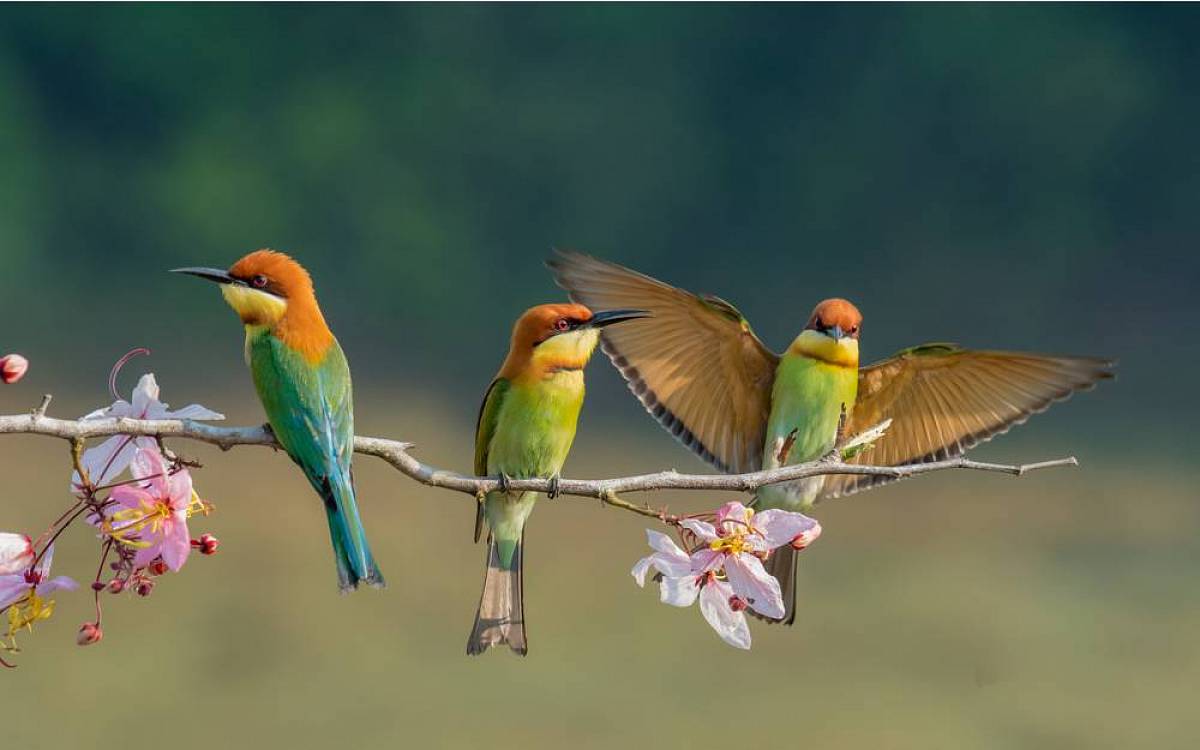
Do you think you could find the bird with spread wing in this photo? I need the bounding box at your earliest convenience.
[548,250,1113,625]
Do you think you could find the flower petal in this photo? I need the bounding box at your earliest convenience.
[646,529,687,560]
[129,447,170,495]
[649,552,692,579]
[109,485,154,510]
[164,404,225,421]
[658,575,700,607]
[38,575,78,596]
[689,547,725,573]
[715,501,753,525]
[133,544,161,569]
[166,467,194,507]
[699,578,752,649]
[73,435,137,492]
[632,556,653,587]
[0,575,28,610]
[160,523,191,571]
[680,518,718,542]
[0,533,33,576]
[34,544,54,578]
[131,374,161,416]
[725,552,784,620]
[754,509,821,550]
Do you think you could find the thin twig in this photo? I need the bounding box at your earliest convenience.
[0,400,1078,512]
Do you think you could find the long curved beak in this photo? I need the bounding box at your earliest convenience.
[587,309,651,328]
[169,267,241,285]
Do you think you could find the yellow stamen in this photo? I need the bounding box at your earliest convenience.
[101,490,212,550]
[709,528,752,556]
[3,592,57,648]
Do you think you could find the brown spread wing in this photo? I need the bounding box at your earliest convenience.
[824,344,1114,498]
[548,250,779,473]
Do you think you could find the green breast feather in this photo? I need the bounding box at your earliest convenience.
[247,329,353,492]
[764,354,858,468]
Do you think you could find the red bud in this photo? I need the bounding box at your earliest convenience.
[196,533,219,556]
[0,354,28,385]
[76,621,103,646]
[136,581,154,597]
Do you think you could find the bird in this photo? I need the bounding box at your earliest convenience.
[171,249,383,592]
[468,303,648,655]
[548,250,1113,624]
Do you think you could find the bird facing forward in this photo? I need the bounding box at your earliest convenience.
[468,303,647,655]
[549,250,1113,625]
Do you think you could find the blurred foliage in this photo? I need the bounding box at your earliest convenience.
[0,5,1195,747]
[0,5,1192,446]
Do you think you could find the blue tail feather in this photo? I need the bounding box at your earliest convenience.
[322,471,384,591]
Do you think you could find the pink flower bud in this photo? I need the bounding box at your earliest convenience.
[199,533,219,556]
[107,579,124,594]
[76,621,103,646]
[147,559,168,576]
[0,354,28,384]
[136,580,154,597]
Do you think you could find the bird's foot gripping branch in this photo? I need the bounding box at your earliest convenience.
[0,353,1080,663]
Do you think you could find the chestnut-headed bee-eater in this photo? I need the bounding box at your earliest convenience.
[468,303,648,655]
[172,250,383,592]
[550,251,1113,624]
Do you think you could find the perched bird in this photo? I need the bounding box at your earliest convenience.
[468,303,647,655]
[172,250,383,592]
[549,250,1113,624]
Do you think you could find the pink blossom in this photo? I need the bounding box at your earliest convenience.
[0,533,34,576]
[103,447,196,572]
[0,544,78,612]
[632,502,821,649]
[0,354,28,384]
[73,373,222,493]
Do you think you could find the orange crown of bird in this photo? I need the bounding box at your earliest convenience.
[228,249,333,360]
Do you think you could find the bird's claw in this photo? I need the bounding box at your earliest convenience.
[496,472,513,494]
[547,474,561,500]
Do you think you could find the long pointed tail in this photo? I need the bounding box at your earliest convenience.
[323,473,384,592]
[466,535,527,655]
[752,545,797,626]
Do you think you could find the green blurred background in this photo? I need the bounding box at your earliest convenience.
[0,4,1195,748]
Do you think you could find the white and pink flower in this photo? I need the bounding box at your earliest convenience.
[102,447,200,572]
[632,501,821,649]
[0,542,78,613]
[72,373,222,493]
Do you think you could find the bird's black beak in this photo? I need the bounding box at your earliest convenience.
[829,324,846,341]
[586,309,651,329]
[169,267,241,285]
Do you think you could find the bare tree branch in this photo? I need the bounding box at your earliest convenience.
[0,395,1078,521]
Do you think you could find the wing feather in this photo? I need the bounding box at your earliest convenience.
[824,346,1113,498]
[549,250,778,473]
[473,378,510,542]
